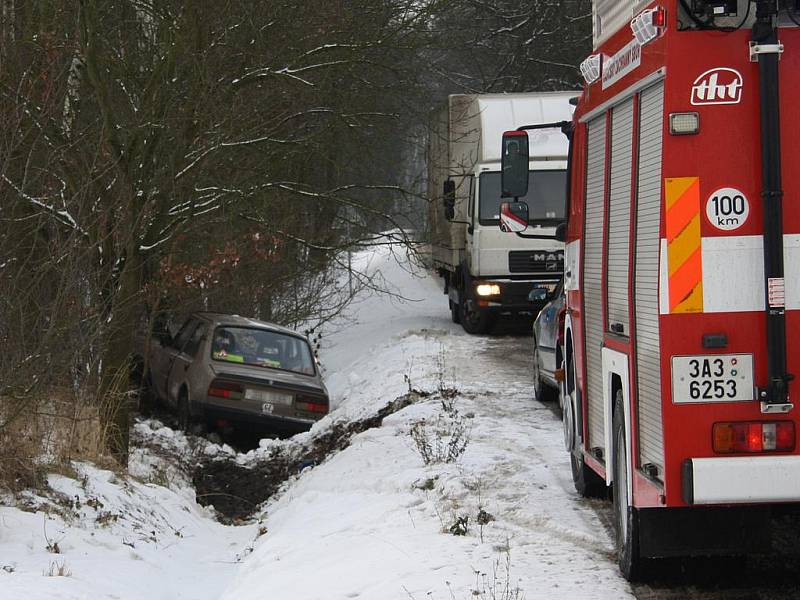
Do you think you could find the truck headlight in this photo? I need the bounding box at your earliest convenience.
[476,284,501,297]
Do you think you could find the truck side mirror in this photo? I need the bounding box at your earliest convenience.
[501,131,529,198]
[499,201,529,233]
[443,180,455,221]
[555,222,567,242]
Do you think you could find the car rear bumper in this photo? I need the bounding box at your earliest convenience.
[202,404,322,434]
[683,456,800,505]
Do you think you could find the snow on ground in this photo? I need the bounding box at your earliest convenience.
[0,242,632,599]
[221,244,633,600]
[0,456,256,600]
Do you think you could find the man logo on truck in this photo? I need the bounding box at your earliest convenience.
[533,252,564,263]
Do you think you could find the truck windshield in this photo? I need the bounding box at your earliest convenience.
[479,170,566,225]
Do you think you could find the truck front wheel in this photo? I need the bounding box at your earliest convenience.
[458,297,492,334]
[449,300,460,324]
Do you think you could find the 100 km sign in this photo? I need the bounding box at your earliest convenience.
[706,187,750,231]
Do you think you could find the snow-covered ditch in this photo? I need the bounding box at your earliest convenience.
[0,244,633,599]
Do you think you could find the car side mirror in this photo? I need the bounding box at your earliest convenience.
[528,285,552,303]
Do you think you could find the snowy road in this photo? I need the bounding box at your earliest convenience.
[220,246,633,600]
[4,244,800,599]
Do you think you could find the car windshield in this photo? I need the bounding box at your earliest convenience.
[210,326,316,376]
[479,170,566,225]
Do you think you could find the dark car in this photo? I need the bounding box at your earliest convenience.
[531,279,565,406]
[144,313,329,435]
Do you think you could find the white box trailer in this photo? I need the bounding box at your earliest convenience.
[428,92,576,333]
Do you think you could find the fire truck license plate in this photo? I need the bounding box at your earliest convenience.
[671,354,754,404]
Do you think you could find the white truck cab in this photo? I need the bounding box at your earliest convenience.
[429,92,575,333]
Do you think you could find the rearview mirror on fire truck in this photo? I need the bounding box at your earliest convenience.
[501,130,529,198]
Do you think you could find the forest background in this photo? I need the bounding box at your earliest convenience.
[0,0,589,478]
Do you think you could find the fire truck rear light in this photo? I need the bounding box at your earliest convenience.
[652,6,667,27]
[631,7,665,45]
[776,422,795,450]
[713,421,795,453]
[669,112,700,135]
[762,423,777,450]
[747,423,761,452]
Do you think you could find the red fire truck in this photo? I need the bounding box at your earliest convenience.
[500,0,800,581]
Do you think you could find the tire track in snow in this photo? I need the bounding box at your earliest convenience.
[428,330,630,595]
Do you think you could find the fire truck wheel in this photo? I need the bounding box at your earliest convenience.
[449,300,460,324]
[613,390,643,581]
[533,346,556,403]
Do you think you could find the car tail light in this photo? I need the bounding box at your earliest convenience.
[296,398,328,414]
[713,421,795,453]
[556,308,566,347]
[208,380,243,399]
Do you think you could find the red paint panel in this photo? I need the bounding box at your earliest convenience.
[565,4,800,509]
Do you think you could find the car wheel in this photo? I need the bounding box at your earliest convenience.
[613,389,644,581]
[532,345,556,403]
[459,296,492,334]
[450,300,461,324]
[178,389,192,432]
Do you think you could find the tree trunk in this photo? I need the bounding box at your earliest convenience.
[100,247,142,464]
[1,0,14,53]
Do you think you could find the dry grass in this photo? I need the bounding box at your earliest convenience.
[44,560,71,577]
[0,387,122,494]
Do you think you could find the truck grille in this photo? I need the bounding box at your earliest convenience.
[508,250,564,274]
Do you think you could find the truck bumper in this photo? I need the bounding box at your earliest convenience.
[683,456,800,505]
[469,278,558,314]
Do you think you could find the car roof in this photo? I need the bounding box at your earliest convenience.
[193,312,307,339]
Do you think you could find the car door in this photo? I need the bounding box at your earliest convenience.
[166,320,208,405]
[154,318,198,403]
[536,280,564,378]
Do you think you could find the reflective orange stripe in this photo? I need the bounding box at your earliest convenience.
[668,246,703,310]
[665,177,703,313]
[665,178,701,242]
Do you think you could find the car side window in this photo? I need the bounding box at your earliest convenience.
[183,322,208,358]
[172,319,198,350]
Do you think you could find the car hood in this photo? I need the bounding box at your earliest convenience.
[209,361,328,397]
